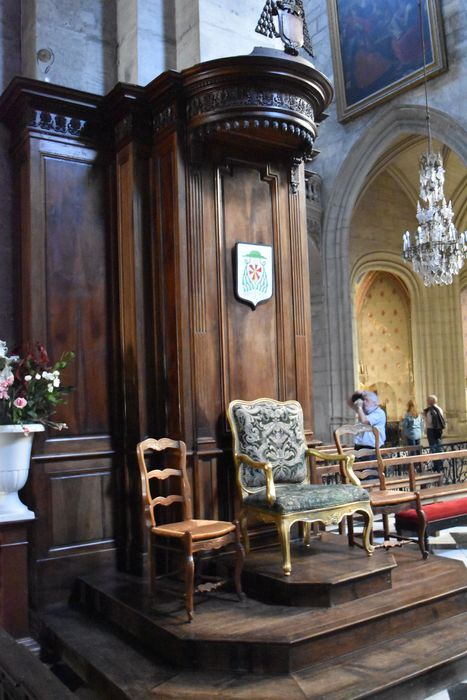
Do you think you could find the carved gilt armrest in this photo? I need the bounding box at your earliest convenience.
[307,448,360,487]
[235,452,276,505]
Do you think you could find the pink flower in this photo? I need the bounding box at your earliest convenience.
[13,397,27,409]
[0,381,9,400]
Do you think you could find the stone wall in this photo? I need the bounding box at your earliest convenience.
[303,0,467,441]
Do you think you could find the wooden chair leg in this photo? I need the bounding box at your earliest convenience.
[346,514,354,546]
[184,532,195,622]
[149,534,157,596]
[277,521,292,576]
[303,521,311,547]
[233,520,245,600]
[416,506,428,559]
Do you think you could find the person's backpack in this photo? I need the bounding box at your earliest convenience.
[430,407,446,430]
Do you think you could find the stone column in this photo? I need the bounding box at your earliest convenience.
[116,0,176,85]
[175,0,282,72]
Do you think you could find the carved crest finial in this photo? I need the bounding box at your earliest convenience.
[255,0,314,57]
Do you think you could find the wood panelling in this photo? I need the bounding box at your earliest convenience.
[49,470,113,547]
[220,162,282,403]
[0,81,117,605]
[42,151,110,436]
[0,56,331,604]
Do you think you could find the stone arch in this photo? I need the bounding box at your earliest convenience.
[322,104,467,433]
[351,253,427,420]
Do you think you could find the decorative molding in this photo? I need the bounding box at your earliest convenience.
[305,169,322,247]
[26,109,88,138]
[153,104,176,134]
[189,165,207,334]
[289,157,302,195]
[289,188,306,337]
[115,115,133,143]
[187,88,314,122]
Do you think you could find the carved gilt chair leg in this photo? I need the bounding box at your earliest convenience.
[184,532,195,622]
[233,520,245,600]
[239,510,250,554]
[383,513,391,543]
[360,507,375,556]
[277,520,292,576]
[303,521,311,547]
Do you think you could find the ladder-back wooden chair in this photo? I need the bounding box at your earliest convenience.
[227,398,374,576]
[136,437,244,621]
[334,423,428,558]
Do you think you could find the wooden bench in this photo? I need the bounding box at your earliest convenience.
[329,449,467,498]
[310,447,467,549]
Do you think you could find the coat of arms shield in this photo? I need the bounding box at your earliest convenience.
[235,242,273,309]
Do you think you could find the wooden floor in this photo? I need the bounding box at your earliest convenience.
[38,533,467,699]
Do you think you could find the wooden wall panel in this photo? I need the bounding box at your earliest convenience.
[16,134,116,606]
[49,471,113,547]
[43,154,110,435]
[219,162,286,406]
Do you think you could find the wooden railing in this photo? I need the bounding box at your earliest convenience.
[311,444,467,495]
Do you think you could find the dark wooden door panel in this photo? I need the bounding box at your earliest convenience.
[220,163,281,403]
[42,151,111,437]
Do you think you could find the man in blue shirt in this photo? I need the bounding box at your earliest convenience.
[348,390,386,450]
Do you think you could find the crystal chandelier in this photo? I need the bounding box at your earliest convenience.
[402,3,466,286]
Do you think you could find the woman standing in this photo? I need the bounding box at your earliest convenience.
[401,400,423,446]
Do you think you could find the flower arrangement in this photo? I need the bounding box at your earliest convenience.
[0,340,74,429]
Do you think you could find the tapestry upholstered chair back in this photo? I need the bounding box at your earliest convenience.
[229,398,308,492]
[227,398,374,576]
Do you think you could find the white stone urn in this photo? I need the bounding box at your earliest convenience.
[0,424,45,521]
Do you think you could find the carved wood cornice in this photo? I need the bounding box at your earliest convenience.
[181,50,332,163]
[0,77,103,147]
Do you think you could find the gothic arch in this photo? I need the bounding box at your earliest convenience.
[351,253,427,417]
[322,104,467,431]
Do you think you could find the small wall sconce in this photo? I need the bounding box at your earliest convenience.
[36,48,55,82]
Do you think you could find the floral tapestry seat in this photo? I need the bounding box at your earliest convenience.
[227,398,374,575]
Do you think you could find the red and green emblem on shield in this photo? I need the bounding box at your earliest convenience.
[236,243,273,309]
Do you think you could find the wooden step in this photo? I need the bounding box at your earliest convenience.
[70,539,467,674]
[241,535,396,606]
[39,605,467,700]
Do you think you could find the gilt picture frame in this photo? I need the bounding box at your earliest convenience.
[326,0,447,123]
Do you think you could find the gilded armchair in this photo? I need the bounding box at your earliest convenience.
[227,398,374,576]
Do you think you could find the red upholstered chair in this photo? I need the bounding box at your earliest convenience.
[136,437,244,621]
